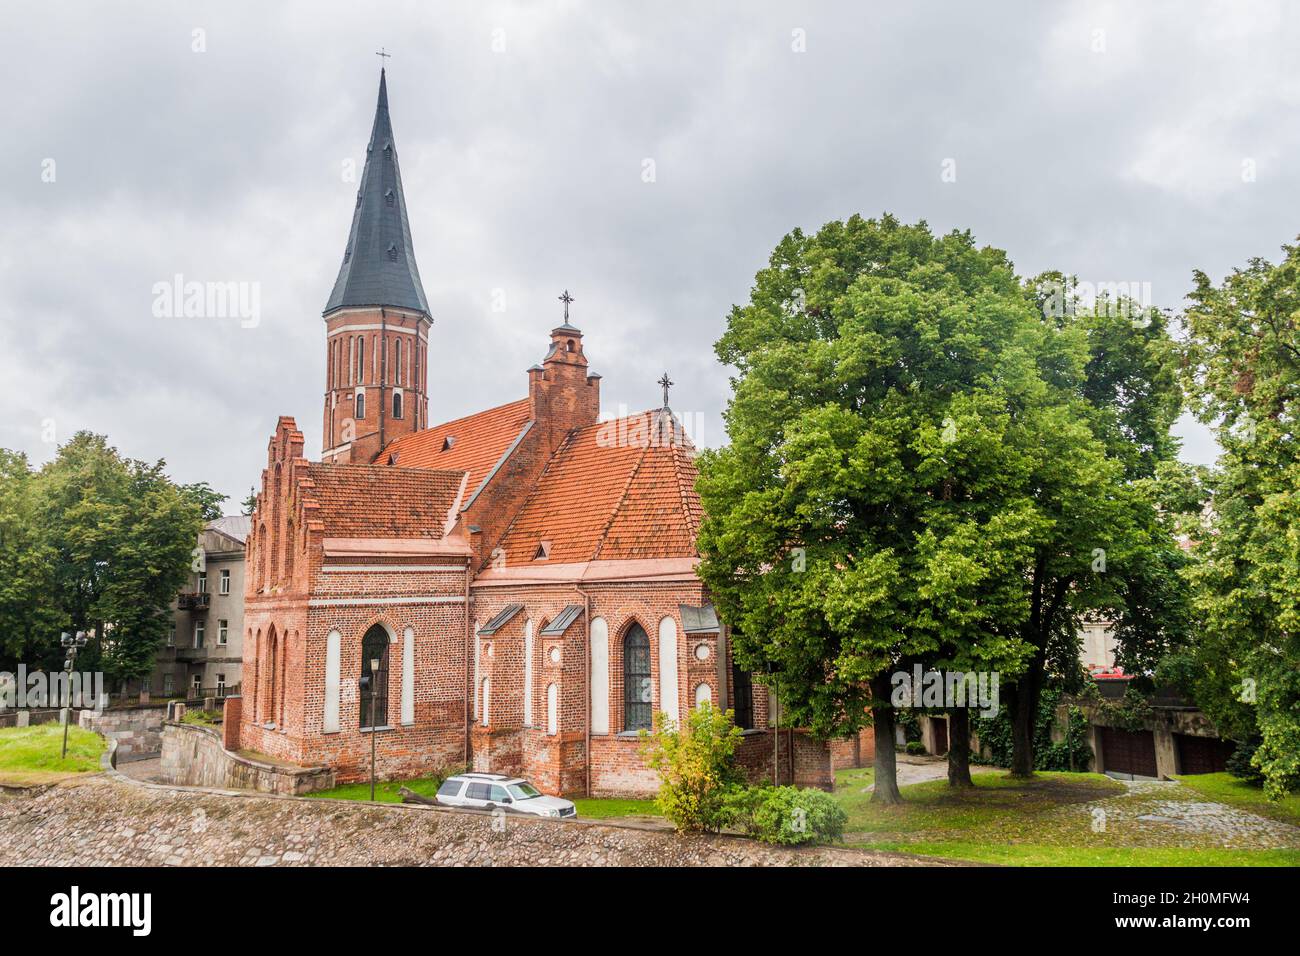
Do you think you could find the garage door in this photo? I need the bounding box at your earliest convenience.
[1100,727,1157,777]
[1175,734,1234,775]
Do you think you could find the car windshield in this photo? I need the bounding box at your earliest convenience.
[507,782,541,800]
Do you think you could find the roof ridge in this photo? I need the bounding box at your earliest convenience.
[591,432,655,562]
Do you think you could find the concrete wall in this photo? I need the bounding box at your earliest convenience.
[79,704,167,761]
[161,721,334,795]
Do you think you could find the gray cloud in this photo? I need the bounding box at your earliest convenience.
[3,0,1290,502]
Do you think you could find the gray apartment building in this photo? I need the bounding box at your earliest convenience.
[149,516,249,700]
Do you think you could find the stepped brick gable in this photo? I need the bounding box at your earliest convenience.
[238,68,865,794]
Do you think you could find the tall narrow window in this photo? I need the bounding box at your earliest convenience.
[623,624,652,732]
[357,336,365,383]
[194,621,205,648]
[731,662,754,730]
[219,569,230,594]
[359,625,390,729]
[355,389,365,420]
[392,391,403,419]
[395,339,403,385]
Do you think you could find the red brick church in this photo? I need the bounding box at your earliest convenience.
[235,69,863,795]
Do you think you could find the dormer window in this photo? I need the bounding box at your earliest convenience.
[388,451,400,465]
[533,541,551,561]
[442,436,455,451]
[356,192,363,207]
[385,188,395,206]
[387,243,398,261]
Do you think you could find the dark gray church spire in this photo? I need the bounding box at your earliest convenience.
[324,68,430,317]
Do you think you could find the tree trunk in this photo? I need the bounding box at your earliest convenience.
[870,673,902,804]
[1010,657,1043,778]
[947,707,973,787]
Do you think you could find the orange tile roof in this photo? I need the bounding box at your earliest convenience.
[495,409,701,566]
[378,397,532,505]
[306,462,465,538]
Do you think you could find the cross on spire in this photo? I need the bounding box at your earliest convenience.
[375,47,391,68]
[658,372,674,408]
[558,289,574,324]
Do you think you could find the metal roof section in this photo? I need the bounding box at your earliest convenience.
[324,69,430,317]
[477,603,524,636]
[539,604,584,636]
[679,603,720,633]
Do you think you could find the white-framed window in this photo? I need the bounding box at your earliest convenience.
[219,569,230,595]
[216,673,226,697]
[194,621,205,648]
[190,674,202,696]
[218,619,228,645]
[163,673,174,696]
[167,624,176,647]
[197,572,207,594]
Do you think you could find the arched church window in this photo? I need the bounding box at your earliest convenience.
[392,391,403,419]
[623,624,652,732]
[359,625,390,729]
[355,390,365,420]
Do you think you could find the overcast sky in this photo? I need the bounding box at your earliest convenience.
[2,0,1296,506]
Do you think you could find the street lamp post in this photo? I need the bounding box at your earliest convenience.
[59,631,88,760]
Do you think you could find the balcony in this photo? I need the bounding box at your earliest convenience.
[178,592,210,611]
[175,646,208,662]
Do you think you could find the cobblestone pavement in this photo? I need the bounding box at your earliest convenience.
[1065,779,1300,850]
[0,775,952,867]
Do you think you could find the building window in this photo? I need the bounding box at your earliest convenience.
[216,674,226,697]
[163,674,174,696]
[197,572,207,594]
[194,621,205,649]
[357,336,365,382]
[731,662,754,730]
[359,625,390,729]
[355,389,365,420]
[392,391,403,419]
[219,569,230,595]
[218,619,228,645]
[168,625,176,647]
[623,623,652,732]
[190,674,202,697]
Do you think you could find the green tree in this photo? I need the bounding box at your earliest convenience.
[1179,241,1300,798]
[0,451,64,671]
[36,433,207,693]
[697,215,1073,802]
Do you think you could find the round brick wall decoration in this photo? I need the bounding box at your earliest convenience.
[694,643,710,661]
[549,646,561,664]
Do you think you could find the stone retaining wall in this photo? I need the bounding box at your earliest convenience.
[161,721,334,795]
[78,704,167,760]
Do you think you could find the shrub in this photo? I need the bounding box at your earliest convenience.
[723,786,847,845]
[904,741,928,756]
[639,703,743,832]
[1226,740,1264,785]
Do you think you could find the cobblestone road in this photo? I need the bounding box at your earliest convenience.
[0,775,950,867]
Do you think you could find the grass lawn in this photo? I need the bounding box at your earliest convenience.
[305,776,443,803]
[0,724,105,786]
[1174,772,1300,828]
[834,768,1300,867]
[569,797,659,819]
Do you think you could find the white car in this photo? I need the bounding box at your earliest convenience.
[436,772,578,819]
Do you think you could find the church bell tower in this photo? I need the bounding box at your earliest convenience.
[321,67,430,464]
